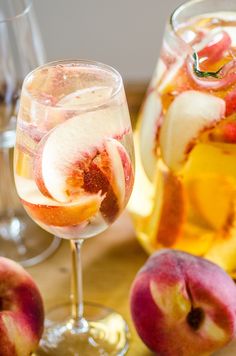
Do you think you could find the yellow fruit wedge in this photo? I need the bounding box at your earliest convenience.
[174,224,214,256]
[205,228,236,273]
[186,174,235,232]
[15,149,33,179]
[183,142,236,180]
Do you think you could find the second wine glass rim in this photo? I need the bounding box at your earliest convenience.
[0,0,32,24]
[23,58,123,112]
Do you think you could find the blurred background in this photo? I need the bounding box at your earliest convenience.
[34,0,184,83]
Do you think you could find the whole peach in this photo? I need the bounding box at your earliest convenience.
[130,249,236,356]
[0,257,44,356]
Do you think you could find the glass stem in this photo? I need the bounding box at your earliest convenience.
[0,148,15,219]
[0,147,24,244]
[70,239,89,332]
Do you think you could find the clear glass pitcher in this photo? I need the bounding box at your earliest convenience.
[129,0,236,277]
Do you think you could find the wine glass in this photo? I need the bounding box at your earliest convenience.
[14,59,135,355]
[0,0,60,266]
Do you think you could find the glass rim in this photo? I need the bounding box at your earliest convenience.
[0,0,32,24]
[170,0,203,32]
[170,0,236,34]
[22,58,123,112]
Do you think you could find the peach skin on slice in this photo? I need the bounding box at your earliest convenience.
[16,177,102,227]
[23,194,102,227]
[33,107,128,203]
[160,90,225,171]
[147,167,187,248]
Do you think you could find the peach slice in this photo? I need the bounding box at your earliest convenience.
[160,90,226,171]
[139,90,162,180]
[104,139,134,206]
[187,175,235,232]
[224,26,236,47]
[33,107,129,203]
[158,57,185,94]
[23,195,101,227]
[197,31,231,65]
[147,167,186,248]
[57,86,113,107]
[225,89,236,117]
[16,177,102,227]
[82,139,133,222]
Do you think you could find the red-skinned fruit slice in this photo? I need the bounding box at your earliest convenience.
[33,107,129,203]
[33,111,133,223]
[23,194,102,227]
[17,177,103,227]
[160,90,226,171]
[225,89,236,117]
[82,140,133,223]
[147,169,186,248]
[223,122,236,143]
[197,31,231,65]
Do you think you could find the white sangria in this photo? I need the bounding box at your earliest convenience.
[14,60,134,355]
[15,63,134,240]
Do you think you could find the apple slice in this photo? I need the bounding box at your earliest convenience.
[34,106,129,203]
[160,90,226,171]
[139,90,162,180]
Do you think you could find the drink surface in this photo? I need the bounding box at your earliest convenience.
[14,63,134,239]
[129,12,236,274]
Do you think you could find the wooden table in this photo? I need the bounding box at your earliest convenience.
[27,83,236,355]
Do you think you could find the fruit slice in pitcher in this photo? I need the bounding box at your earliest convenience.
[187,175,235,232]
[197,31,231,67]
[147,168,187,248]
[139,90,162,180]
[160,90,225,171]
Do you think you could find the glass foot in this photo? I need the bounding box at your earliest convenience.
[35,302,130,356]
[0,214,60,267]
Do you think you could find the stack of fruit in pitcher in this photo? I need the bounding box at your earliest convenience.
[129,12,236,275]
